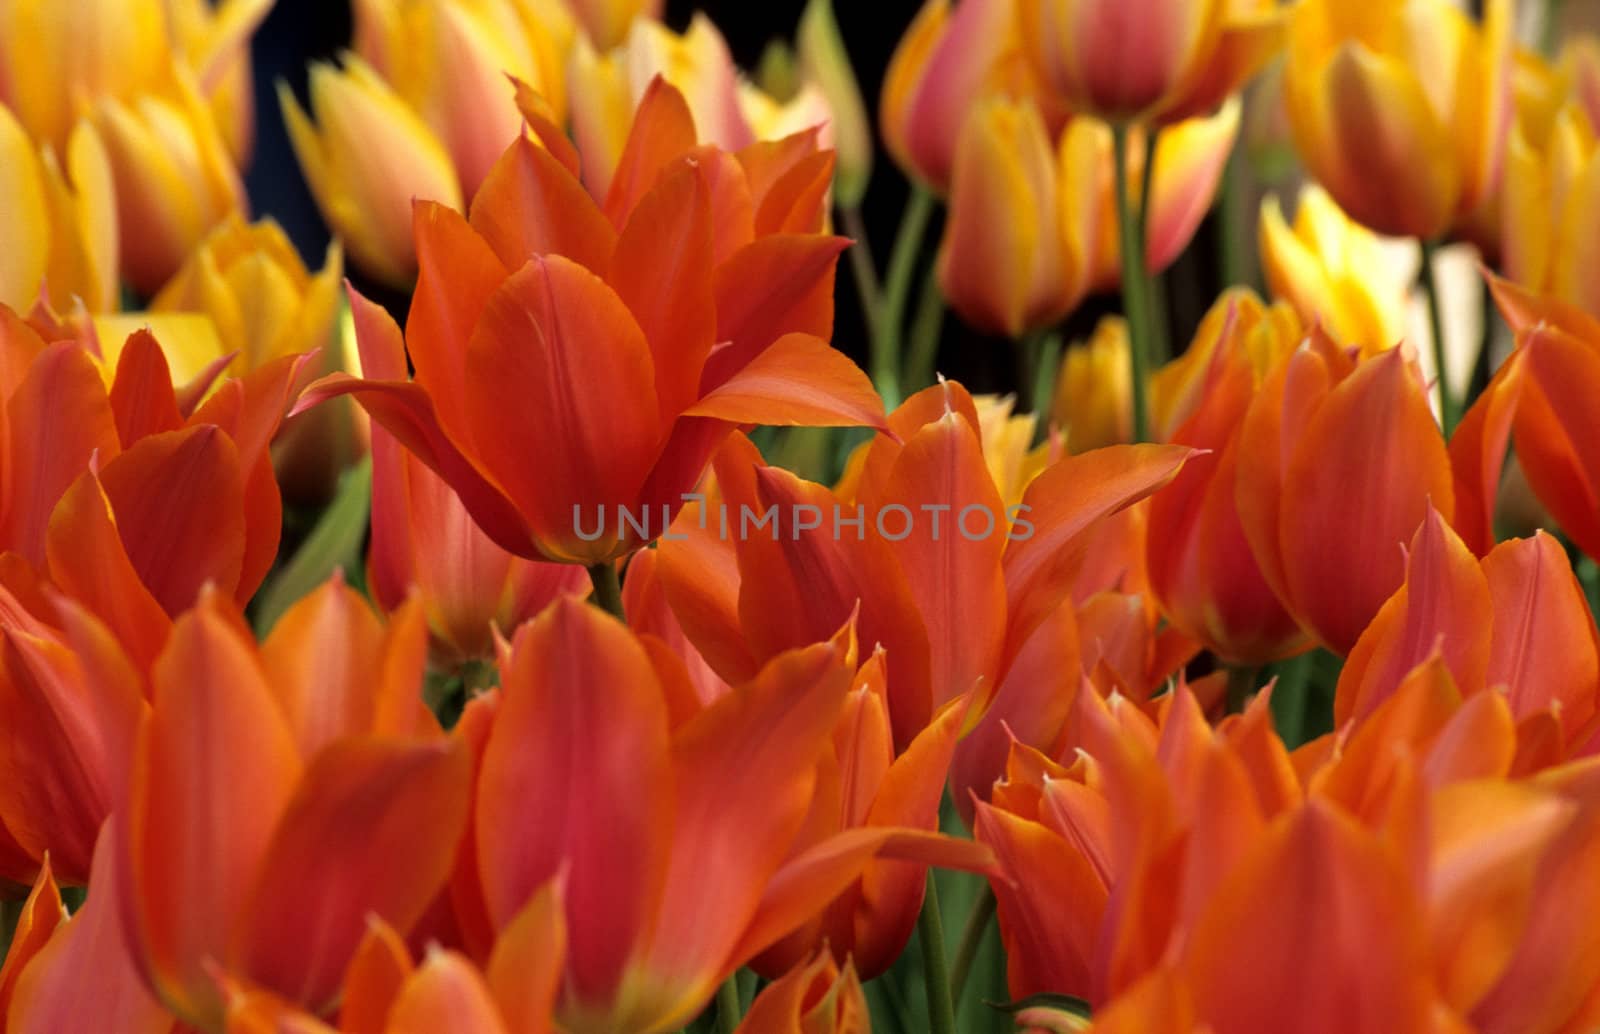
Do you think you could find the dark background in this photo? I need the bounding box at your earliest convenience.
[252,0,1205,399]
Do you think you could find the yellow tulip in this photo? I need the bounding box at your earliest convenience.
[91,68,245,296]
[0,0,272,161]
[797,0,873,207]
[1283,0,1514,240]
[1054,317,1132,452]
[0,104,118,313]
[938,96,1082,337]
[1260,184,1408,351]
[279,54,463,288]
[1021,0,1284,125]
[352,0,568,196]
[553,0,658,51]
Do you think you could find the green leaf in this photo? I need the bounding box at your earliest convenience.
[250,455,373,636]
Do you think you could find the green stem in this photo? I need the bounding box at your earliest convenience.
[1028,332,1064,428]
[1419,238,1458,438]
[1219,135,1257,291]
[1226,665,1260,715]
[902,261,945,394]
[875,186,937,409]
[1111,124,1153,443]
[918,874,957,1034]
[1137,130,1169,363]
[714,974,743,1034]
[949,886,997,1011]
[1268,650,1316,748]
[586,561,624,621]
[841,205,884,331]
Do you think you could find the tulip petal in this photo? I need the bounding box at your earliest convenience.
[1513,324,1600,559]
[386,952,509,1034]
[463,255,662,560]
[684,332,887,430]
[1,342,120,567]
[0,858,62,1020]
[1001,444,1194,660]
[1448,351,1524,556]
[470,135,616,274]
[603,77,699,226]
[107,329,186,447]
[124,597,302,1026]
[1281,349,1454,654]
[485,880,564,1034]
[701,234,849,390]
[475,599,670,1004]
[337,919,414,1034]
[608,161,716,421]
[7,829,171,1034]
[235,737,470,1012]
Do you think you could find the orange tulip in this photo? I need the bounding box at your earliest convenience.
[0,104,118,315]
[1146,291,1309,665]
[117,581,467,1029]
[351,282,587,664]
[0,313,311,671]
[1334,504,1600,748]
[1235,337,1454,654]
[1021,0,1283,125]
[300,80,883,565]
[737,950,867,1034]
[1283,0,1514,239]
[461,597,984,1032]
[1457,278,1600,563]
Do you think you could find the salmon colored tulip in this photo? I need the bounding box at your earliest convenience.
[350,279,588,664]
[567,14,833,201]
[938,96,1082,337]
[461,597,985,1033]
[1456,279,1600,562]
[1146,291,1309,665]
[299,80,881,565]
[737,950,867,1034]
[880,0,1030,191]
[150,214,348,501]
[1021,0,1284,125]
[117,582,468,1029]
[352,0,568,196]
[1259,184,1409,351]
[0,834,175,1033]
[91,67,247,296]
[279,55,463,287]
[1283,0,1514,239]
[1235,338,1454,654]
[0,105,118,314]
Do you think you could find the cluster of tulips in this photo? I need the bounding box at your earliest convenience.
[5,0,1600,1031]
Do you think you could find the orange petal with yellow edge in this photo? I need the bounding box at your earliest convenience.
[484,879,565,1034]
[684,332,887,431]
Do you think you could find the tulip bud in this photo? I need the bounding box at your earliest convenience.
[0,106,118,314]
[938,96,1076,338]
[1259,184,1408,351]
[1054,317,1131,452]
[1283,0,1514,239]
[737,952,868,1034]
[880,0,1018,191]
[352,0,568,196]
[556,0,660,51]
[1021,0,1283,125]
[151,214,349,501]
[279,55,463,288]
[92,69,246,296]
[1500,102,1600,318]
[798,0,873,207]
